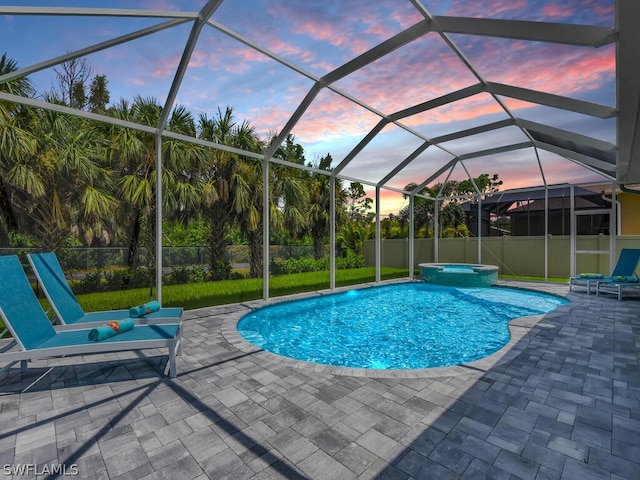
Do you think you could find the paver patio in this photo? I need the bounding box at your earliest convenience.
[1,280,639,479]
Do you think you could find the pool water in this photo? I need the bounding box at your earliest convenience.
[442,265,474,273]
[237,282,568,370]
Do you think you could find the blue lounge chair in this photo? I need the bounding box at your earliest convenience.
[570,248,640,296]
[594,248,640,301]
[569,272,604,295]
[0,255,180,377]
[27,252,182,327]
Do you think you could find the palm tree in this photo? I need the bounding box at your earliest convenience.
[270,135,309,238]
[24,101,117,251]
[237,134,310,278]
[104,98,151,267]
[105,96,203,270]
[54,117,117,247]
[0,53,38,247]
[399,183,435,237]
[233,120,267,278]
[336,221,367,255]
[304,153,347,260]
[400,181,471,238]
[197,107,257,279]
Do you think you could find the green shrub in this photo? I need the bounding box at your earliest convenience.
[166,265,191,285]
[189,265,208,283]
[336,250,365,269]
[229,270,248,280]
[104,269,131,290]
[270,253,365,275]
[129,266,154,288]
[77,271,103,293]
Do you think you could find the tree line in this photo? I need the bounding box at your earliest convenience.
[0,53,500,282]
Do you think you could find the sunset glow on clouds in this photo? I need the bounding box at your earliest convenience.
[0,0,617,214]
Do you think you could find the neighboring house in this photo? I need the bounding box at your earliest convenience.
[462,185,618,236]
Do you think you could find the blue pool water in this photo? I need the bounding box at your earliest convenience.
[443,265,474,273]
[237,282,568,370]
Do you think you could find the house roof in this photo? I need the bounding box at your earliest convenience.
[461,185,610,215]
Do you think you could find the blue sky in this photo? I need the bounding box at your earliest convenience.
[0,0,616,214]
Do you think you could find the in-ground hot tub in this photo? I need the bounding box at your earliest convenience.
[419,263,499,287]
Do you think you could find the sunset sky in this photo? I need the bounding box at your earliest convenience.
[0,0,616,215]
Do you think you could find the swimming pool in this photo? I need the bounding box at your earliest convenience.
[237,282,567,370]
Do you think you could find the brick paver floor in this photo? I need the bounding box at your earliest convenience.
[1,280,639,479]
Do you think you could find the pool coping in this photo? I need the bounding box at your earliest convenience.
[220,279,570,379]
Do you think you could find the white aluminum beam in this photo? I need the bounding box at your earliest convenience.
[265,83,324,159]
[332,120,388,177]
[433,16,616,47]
[487,82,616,118]
[263,157,270,301]
[205,17,437,170]
[409,195,415,278]
[155,2,224,301]
[322,19,433,85]
[389,83,485,121]
[457,142,533,161]
[430,118,515,144]
[517,119,617,155]
[616,0,640,183]
[413,158,458,193]
[375,187,381,283]
[0,6,197,18]
[533,141,616,176]
[330,177,336,290]
[0,19,189,86]
[158,1,223,130]
[377,141,431,187]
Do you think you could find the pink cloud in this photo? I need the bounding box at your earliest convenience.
[266,2,416,60]
[240,84,317,137]
[150,52,180,78]
[139,0,180,11]
[448,0,528,18]
[330,35,479,114]
[203,22,319,69]
[310,60,336,73]
[390,7,425,29]
[287,90,383,144]
[492,43,615,98]
[255,44,612,153]
[187,50,207,68]
[422,98,503,125]
[539,152,611,183]
[590,1,614,18]
[291,18,352,50]
[265,38,316,65]
[541,4,576,18]
[489,0,528,16]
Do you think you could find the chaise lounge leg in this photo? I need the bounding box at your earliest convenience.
[20,360,28,372]
[165,341,177,377]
